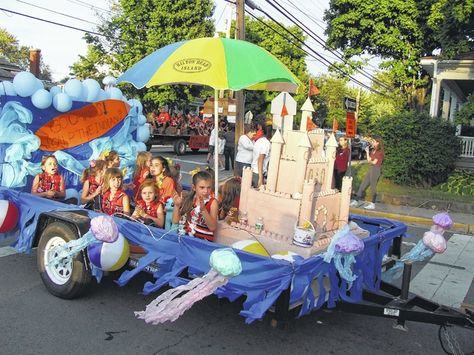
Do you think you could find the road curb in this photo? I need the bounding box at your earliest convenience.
[350,207,472,234]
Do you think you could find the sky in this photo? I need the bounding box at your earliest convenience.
[0,0,371,85]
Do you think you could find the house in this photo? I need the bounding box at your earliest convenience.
[0,56,21,81]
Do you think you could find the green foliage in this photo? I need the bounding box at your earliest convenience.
[435,170,474,196]
[70,0,215,110]
[455,93,474,128]
[313,75,348,129]
[373,110,461,187]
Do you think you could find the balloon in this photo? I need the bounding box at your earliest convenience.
[1,81,17,96]
[64,79,84,101]
[108,87,123,100]
[65,188,80,204]
[0,200,20,233]
[34,79,44,91]
[102,76,116,86]
[95,89,108,102]
[87,233,129,271]
[52,93,72,112]
[128,99,143,114]
[90,215,119,243]
[136,124,151,142]
[82,78,100,102]
[49,86,61,96]
[137,114,147,126]
[31,89,53,109]
[12,71,37,97]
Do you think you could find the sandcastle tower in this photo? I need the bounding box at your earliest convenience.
[216,95,354,257]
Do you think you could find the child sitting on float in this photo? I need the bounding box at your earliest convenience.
[149,156,176,204]
[218,176,241,221]
[132,180,164,228]
[132,151,152,199]
[103,150,121,168]
[101,168,131,216]
[80,159,107,210]
[172,171,218,241]
[31,155,68,201]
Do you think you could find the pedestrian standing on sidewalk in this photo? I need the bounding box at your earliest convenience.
[224,125,235,171]
[235,125,256,177]
[334,136,350,191]
[207,123,217,164]
[350,136,384,210]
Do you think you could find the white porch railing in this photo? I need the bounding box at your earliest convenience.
[460,136,474,158]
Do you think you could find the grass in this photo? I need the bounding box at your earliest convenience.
[349,162,474,204]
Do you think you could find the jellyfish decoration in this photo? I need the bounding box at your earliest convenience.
[382,212,453,282]
[48,215,119,267]
[323,224,364,289]
[135,248,242,325]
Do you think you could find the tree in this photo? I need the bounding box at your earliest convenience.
[71,0,215,111]
[0,28,52,81]
[324,0,474,109]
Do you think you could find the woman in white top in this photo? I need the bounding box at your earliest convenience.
[235,125,257,176]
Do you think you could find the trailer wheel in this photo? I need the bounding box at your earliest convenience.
[174,139,187,155]
[37,221,92,299]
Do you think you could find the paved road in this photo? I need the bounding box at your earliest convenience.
[0,225,473,355]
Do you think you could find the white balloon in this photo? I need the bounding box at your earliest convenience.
[109,87,123,100]
[2,81,17,96]
[64,79,84,101]
[82,78,101,102]
[12,71,37,97]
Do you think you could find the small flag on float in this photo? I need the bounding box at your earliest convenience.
[281,93,289,116]
[309,79,320,97]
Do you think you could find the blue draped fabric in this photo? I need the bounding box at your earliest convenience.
[0,187,407,323]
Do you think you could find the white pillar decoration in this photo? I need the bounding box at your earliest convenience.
[324,133,338,191]
[266,129,284,192]
[429,78,442,117]
[300,97,315,132]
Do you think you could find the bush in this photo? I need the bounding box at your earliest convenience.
[435,169,474,196]
[373,110,461,187]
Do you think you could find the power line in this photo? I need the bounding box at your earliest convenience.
[16,0,100,25]
[63,0,112,15]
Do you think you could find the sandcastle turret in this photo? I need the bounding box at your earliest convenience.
[300,98,315,132]
[299,179,316,226]
[324,133,338,190]
[338,176,352,228]
[294,133,312,194]
[266,129,284,192]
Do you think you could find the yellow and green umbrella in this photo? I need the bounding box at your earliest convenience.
[117,37,300,193]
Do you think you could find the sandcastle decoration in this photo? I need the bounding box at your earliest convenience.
[216,96,360,258]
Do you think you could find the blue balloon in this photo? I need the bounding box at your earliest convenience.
[109,87,123,100]
[35,79,44,91]
[102,76,116,86]
[128,99,143,114]
[49,86,61,96]
[31,89,53,109]
[13,71,37,97]
[64,79,84,101]
[82,79,100,102]
[137,114,147,126]
[65,189,80,205]
[95,89,108,102]
[53,93,72,112]
[136,124,151,142]
[1,81,17,96]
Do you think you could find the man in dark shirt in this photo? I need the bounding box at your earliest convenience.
[224,125,235,171]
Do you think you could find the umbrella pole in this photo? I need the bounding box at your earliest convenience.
[214,89,219,198]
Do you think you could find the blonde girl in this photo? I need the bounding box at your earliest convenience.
[172,171,218,241]
[31,155,66,200]
[132,180,164,227]
[80,159,106,207]
[101,168,130,216]
[133,151,152,198]
[104,150,120,168]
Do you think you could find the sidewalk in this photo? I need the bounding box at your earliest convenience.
[351,201,473,233]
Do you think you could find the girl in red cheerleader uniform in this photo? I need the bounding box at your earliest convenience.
[101,168,131,216]
[132,151,152,198]
[31,155,66,201]
[149,156,176,204]
[80,159,107,209]
[132,180,164,227]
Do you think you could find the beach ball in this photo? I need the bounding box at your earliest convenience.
[87,232,129,271]
[31,89,53,109]
[0,200,20,233]
[232,239,269,257]
[13,71,37,97]
[271,251,304,263]
[64,79,84,101]
[53,93,72,112]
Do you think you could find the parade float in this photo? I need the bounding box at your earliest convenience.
[0,38,473,341]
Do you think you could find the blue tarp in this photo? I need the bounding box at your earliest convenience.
[0,187,407,323]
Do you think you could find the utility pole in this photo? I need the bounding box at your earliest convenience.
[234,0,245,175]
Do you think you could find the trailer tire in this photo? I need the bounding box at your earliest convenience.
[174,139,187,155]
[37,221,92,299]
